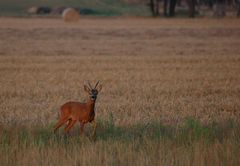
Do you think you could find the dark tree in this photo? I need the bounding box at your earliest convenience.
[187,0,196,17]
[150,0,161,16]
[150,0,156,16]
[169,0,177,16]
[149,0,196,17]
[237,0,240,17]
[213,0,226,17]
[163,0,169,16]
[163,0,177,16]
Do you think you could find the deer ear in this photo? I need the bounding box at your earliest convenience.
[97,85,102,92]
[84,85,91,93]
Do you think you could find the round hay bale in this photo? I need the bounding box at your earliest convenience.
[27,6,38,14]
[62,8,80,22]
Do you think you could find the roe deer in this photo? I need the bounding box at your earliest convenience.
[54,81,102,137]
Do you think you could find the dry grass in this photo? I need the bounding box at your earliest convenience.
[0,17,240,165]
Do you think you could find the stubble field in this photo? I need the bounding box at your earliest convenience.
[0,17,240,165]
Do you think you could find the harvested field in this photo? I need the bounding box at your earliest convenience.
[0,17,240,165]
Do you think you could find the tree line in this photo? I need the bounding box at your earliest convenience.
[149,0,240,17]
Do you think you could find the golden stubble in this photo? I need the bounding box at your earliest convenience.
[0,17,240,127]
[0,17,240,166]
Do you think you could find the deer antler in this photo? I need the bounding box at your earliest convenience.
[94,81,100,89]
[88,81,93,89]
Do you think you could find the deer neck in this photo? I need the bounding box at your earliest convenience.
[87,99,96,113]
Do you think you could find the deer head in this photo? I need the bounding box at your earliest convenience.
[84,81,102,101]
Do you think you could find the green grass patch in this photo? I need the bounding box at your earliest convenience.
[0,118,239,149]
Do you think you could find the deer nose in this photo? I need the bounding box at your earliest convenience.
[91,95,97,100]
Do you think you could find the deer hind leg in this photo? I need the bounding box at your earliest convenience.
[54,116,69,133]
[65,119,71,127]
[64,119,77,135]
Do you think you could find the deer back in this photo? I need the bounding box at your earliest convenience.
[60,101,95,122]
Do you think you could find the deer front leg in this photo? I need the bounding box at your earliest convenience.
[91,119,97,138]
[80,122,85,136]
